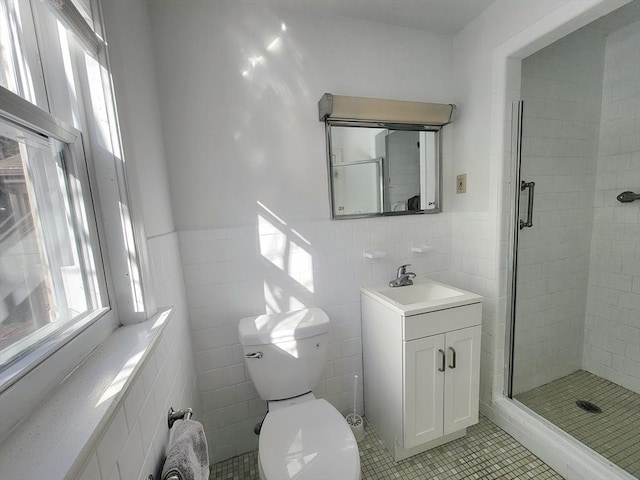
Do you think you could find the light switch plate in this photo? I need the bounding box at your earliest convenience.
[456,174,467,194]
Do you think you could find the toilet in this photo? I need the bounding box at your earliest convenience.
[238,308,361,480]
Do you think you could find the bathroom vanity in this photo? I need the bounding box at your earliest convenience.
[361,279,482,461]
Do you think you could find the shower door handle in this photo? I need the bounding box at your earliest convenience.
[520,181,535,229]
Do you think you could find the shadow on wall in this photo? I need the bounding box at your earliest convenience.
[257,200,315,313]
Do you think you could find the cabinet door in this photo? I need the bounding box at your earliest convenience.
[443,325,481,435]
[404,334,445,448]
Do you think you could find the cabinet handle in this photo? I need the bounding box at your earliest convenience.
[438,349,446,372]
[448,346,457,369]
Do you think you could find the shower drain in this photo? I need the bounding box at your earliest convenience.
[576,400,602,413]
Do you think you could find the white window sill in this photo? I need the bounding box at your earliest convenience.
[0,307,173,479]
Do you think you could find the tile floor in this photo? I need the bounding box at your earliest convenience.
[515,370,640,478]
[210,415,561,479]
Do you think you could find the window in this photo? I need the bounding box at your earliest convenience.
[0,101,107,368]
[0,0,150,405]
[0,0,47,106]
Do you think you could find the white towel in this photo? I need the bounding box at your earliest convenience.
[161,419,209,480]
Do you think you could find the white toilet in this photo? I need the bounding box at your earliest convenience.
[239,308,361,480]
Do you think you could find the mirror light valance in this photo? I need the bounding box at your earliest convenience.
[318,93,455,126]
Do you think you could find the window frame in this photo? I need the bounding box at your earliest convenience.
[0,0,157,441]
[0,85,111,390]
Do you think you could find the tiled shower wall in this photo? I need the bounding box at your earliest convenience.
[77,233,198,480]
[583,20,640,394]
[511,26,606,394]
[178,214,451,463]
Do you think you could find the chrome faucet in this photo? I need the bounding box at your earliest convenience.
[389,264,416,287]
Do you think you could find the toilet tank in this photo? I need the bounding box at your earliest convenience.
[239,308,329,401]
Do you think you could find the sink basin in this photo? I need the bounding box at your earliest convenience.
[361,278,481,315]
[377,282,463,305]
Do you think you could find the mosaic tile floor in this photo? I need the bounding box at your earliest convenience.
[515,370,640,478]
[210,415,561,479]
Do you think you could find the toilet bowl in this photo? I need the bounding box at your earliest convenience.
[238,308,361,480]
[258,395,360,480]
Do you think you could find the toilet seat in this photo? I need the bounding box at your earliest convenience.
[259,399,361,480]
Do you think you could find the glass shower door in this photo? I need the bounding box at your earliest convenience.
[508,97,595,398]
[507,14,640,469]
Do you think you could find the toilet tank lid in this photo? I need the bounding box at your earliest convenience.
[238,308,329,345]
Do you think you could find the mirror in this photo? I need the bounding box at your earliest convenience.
[326,122,441,219]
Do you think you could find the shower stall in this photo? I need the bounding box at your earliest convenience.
[507,2,640,477]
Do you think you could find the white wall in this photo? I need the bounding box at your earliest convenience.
[583,20,640,393]
[76,235,198,480]
[178,215,452,462]
[148,1,455,462]
[451,0,625,215]
[149,2,453,230]
[72,1,200,477]
[101,0,174,237]
[512,25,605,394]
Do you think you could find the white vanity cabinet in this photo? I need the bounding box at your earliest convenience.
[404,323,481,448]
[361,280,482,461]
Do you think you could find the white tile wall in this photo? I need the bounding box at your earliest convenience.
[583,20,640,394]
[178,214,452,463]
[453,1,639,479]
[450,212,500,408]
[77,232,199,480]
[512,26,607,394]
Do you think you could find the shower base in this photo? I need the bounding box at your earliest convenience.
[515,370,640,478]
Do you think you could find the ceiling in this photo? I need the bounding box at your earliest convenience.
[241,0,499,35]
